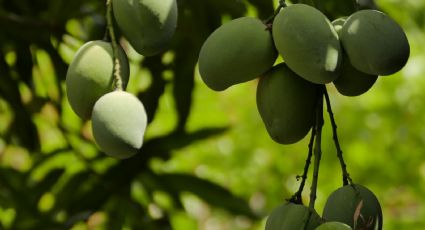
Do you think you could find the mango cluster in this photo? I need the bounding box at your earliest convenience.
[66,41,147,159]
[198,4,409,145]
[266,184,383,230]
[66,0,177,158]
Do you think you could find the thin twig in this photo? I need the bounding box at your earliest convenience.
[309,87,324,209]
[324,88,353,186]
[264,0,286,24]
[106,0,123,91]
[289,120,316,204]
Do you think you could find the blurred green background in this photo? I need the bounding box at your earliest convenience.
[0,0,424,229]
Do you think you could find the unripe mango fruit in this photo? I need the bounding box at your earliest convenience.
[331,18,377,96]
[266,203,322,230]
[66,40,129,120]
[273,4,342,84]
[323,184,383,230]
[333,55,377,97]
[91,91,147,159]
[198,17,277,91]
[112,0,177,56]
[340,10,409,76]
[331,17,347,35]
[257,63,318,144]
[315,222,352,230]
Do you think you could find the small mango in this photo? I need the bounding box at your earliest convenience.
[257,63,318,144]
[323,184,383,230]
[91,91,147,159]
[315,222,352,230]
[273,4,342,84]
[331,18,377,96]
[340,10,409,75]
[266,203,322,230]
[333,54,377,97]
[66,40,129,120]
[331,17,347,35]
[198,17,277,91]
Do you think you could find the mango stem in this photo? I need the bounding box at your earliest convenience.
[324,88,354,186]
[106,0,123,91]
[289,120,316,205]
[264,1,286,24]
[309,86,324,210]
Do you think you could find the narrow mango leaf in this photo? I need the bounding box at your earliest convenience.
[15,44,34,86]
[31,168,65,198]
[0,55,40,150]
[205,0,247,17]
[157,173,257,218]
[138,55,167,123]
[172,49,196,133]
[247,0,275,19]
[53,171,92,210]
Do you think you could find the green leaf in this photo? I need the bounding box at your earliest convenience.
[141,127,228,160]
[157,173,257,218]
[14,43,34,86]
[205,0,247,17]
[31,169,65,198]
[172,49,196,133]
[53,171,92,210]
[247,0,275,19]
[138,56,167,124]
[0,55,39,150]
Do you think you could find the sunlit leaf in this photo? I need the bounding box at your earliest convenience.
[156,173,257,218]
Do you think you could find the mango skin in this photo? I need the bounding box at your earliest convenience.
[112,0,177,56]
[331,19,377,96]
[272,4,342,84]
[198,17,277,91]
[91,91,147,159]
[266,203,322,230]
[66,40,129,120]
[257,63,318,144]
[333,55,377,97]
[315,222,352,230]
[323,184,383,230]
[340,10,410,75]
[331,17,347,35]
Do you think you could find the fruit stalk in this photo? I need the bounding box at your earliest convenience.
[309,87,324,209]
[324,88,353,186]
[265,0,286,24]
[106,0,123,91]
[290,120,316,204]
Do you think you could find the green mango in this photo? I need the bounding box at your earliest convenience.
[340,10,410,75]
[315,222,352,230]
[112,0,177,56]
[91,91,147,159]
[257,63,318,144]
[66,40,129,120]
[331,17,347,35]
[333,54,377,97]
[272,4,342,84]
[323,184,383,230]
[331,19,377,97]
[266,203,322,230]
[198,17,277,91]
